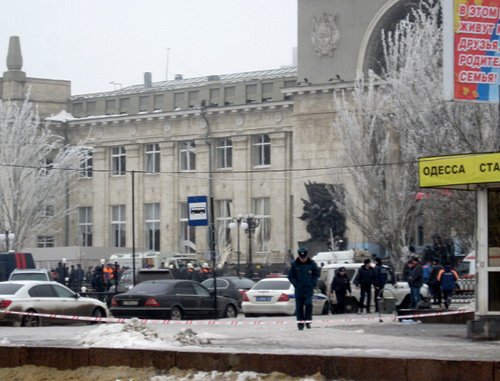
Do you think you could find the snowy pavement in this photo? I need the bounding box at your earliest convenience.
[0,306,497,362]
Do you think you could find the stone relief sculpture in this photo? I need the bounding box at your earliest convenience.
[311,13,340,58]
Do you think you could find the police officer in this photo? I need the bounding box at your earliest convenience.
[288,248,320,330]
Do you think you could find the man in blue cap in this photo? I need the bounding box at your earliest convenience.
[288,247,320,330]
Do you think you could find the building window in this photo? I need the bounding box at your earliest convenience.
[105,99,116,115]
[180,202,196,254]
[215,200,232,260]
[284,80,297,88]
[73,103,83,116]
[79,150,93,178]
[253,197,271,254]
[262,83,273,93]
[188,91,199,108]
[174,92,184,108]
[79,207,93,247]
[87,101,96,115]
[39,197,55,217]
[39,158,53,177]
[111,146,126,176]
[145,143,160,174]
[210,88,220,101]
[246,84,257,103]
[37,236,55,248]
[119,98,129,114]
[252,134,271,167]
[154,94,164,111]
[180,141,196,171]
[216,137,232,169]
[111,205,126,248]
[139,95,149,112]
[145,203,160,251]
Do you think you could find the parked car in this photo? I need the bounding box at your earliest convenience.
[201,276,255,308]
[321,263,431,313]
[242,277,330,317]
[0,281,109,327]
[108,268,174,293]
[9,269,54,282]
[110,279,238,320]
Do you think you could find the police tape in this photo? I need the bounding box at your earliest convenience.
[0,308,475,326]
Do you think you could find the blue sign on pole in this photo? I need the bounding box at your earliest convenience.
[187,196,209,226]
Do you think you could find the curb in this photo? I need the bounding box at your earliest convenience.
[0,346,498,381]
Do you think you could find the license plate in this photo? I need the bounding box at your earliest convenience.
[122,300,139,306]
[256,296,271,302]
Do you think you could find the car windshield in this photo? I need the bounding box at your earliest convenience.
[252,280,290,290]
[0,284,24,295]
[10,273,47,281]
[129,282,170,294]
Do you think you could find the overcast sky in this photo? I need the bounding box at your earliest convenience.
[0,0,297,95]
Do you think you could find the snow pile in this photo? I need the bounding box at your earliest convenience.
[78,319,179,349]
[150,368,325,381]
[174,328,212,345]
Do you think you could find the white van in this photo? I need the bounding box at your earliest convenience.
[312,249,371,267]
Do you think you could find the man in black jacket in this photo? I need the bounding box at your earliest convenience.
[288,248,320,330]
[330,267,352,314]
[408,257,424,309]
[354,258,375,313]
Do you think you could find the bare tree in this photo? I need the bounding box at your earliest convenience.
[0,98,89,250]
[333,0,496,267]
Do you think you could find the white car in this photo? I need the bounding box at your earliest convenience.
[242,277,329,317]
[321,263,431,313]
[0,281,110,327]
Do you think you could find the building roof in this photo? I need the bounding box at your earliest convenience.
[70,67,297,100]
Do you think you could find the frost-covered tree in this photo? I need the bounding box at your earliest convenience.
[334,0,495,267]
[0,98,89,250]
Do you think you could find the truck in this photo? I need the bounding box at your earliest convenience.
[0,252,35,281]
[109,252,199,270]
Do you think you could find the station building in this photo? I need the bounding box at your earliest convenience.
[1,1,421,265]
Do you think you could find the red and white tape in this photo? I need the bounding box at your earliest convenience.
[0,308,475,326]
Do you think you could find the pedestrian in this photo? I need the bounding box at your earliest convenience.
[288,248,320,330]
[244,263,254,280]
[91,266,105,292]
[374,258,388,313]
[55,261,68,285]
[408,257,423,309]
[437,263,459,309]
[428,258,444,307]
[354,258,375,313]
[330,267,351,314]
[73,264,85,292]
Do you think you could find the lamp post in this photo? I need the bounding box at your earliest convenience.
[0,231,15,252]
[244,214,260,268]
[229,214,248,276]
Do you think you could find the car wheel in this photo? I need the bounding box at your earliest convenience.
[170,306,183,320]
[322,301,330,315]
[21,310,41,327]
[90,308,106,325]
[224,304,237,318]
[345,298,359,314]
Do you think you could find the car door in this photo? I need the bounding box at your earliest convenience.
[193,282,217,318]
[27,284,65,324]
[173,282,200,318]
[52,283,89,318]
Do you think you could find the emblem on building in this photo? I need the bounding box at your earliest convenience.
[311,13,340,58]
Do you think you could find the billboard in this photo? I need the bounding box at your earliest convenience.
[443,0,500,102]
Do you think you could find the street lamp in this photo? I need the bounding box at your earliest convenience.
[0,231,15,252]
[244,214,260,268]
[229,214,248,275]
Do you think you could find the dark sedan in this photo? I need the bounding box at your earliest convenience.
[201,276,255,308]
[110,279,238,320]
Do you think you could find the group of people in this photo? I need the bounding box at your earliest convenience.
[51,262,86,292]
[287,246,462,331]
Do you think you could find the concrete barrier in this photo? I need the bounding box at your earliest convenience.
[0,346,497,380]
